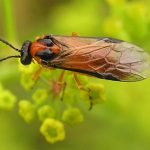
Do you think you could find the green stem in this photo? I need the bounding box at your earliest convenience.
[2,0,17,40]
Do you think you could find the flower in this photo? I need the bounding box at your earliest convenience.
[18,62,39,74]
[32,89,48,105]
[0,90,17,110]
[38,105,55,121]
[20,74,35,90]
[18,100,35,123]
[81,83,106,109]
[62,108,84,126]
[40,118,65,143]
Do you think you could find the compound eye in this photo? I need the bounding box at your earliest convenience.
[21,41,32,65]
[38,38,53,47]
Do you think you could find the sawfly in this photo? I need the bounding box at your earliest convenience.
[0,34,150,82]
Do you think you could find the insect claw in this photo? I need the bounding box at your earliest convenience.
[88,103,93,110]
[60,82,67,101]
[73,73,94,110]
[87,88,93,110]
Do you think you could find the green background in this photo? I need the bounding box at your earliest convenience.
[0,0,150,149]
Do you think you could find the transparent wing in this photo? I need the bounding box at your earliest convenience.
[48,36,150,82]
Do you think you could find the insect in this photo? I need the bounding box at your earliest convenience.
[0,34,150,82]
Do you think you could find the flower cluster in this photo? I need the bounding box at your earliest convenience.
[5,0,148,143]
[1,0,150,146]
[17,62,106,143]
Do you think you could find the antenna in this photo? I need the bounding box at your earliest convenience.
[0,38,21,62]
[0,38,21,52]
[0,55,20,62]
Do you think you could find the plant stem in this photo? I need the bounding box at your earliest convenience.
[2,0,17,40]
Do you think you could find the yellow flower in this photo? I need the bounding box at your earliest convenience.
[32,89,48,105]
[0,90,17,110]
[40,118,65,143]
[81,83,106,109]
[18,100,35,123]
[20,74,35,90]
[18,62,39,74]
[38,105,55,121]
[62,108,84,126]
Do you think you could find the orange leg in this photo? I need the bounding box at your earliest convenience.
[58,71,67,101]
[58,70,65,84]
[31,67,66,99]
[32,68,66,99]
[30,67,43,89]
[73,73,93,110]
[32,67,43,81]
[51,71,67,100]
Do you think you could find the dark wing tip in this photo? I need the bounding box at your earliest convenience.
[99,37,123,43]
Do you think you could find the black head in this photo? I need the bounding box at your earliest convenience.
[0,36,59,65]
[0,38,33,65]
[20,40,32,65]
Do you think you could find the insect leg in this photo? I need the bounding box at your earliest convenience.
[24,67,45,89]
[58,71,67,100]
[32,67,43,86]
[51,71,67,100]
[58,70,65,84]
[73,73,93,110]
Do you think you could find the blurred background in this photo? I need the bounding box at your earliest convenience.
[1,0,150,149]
